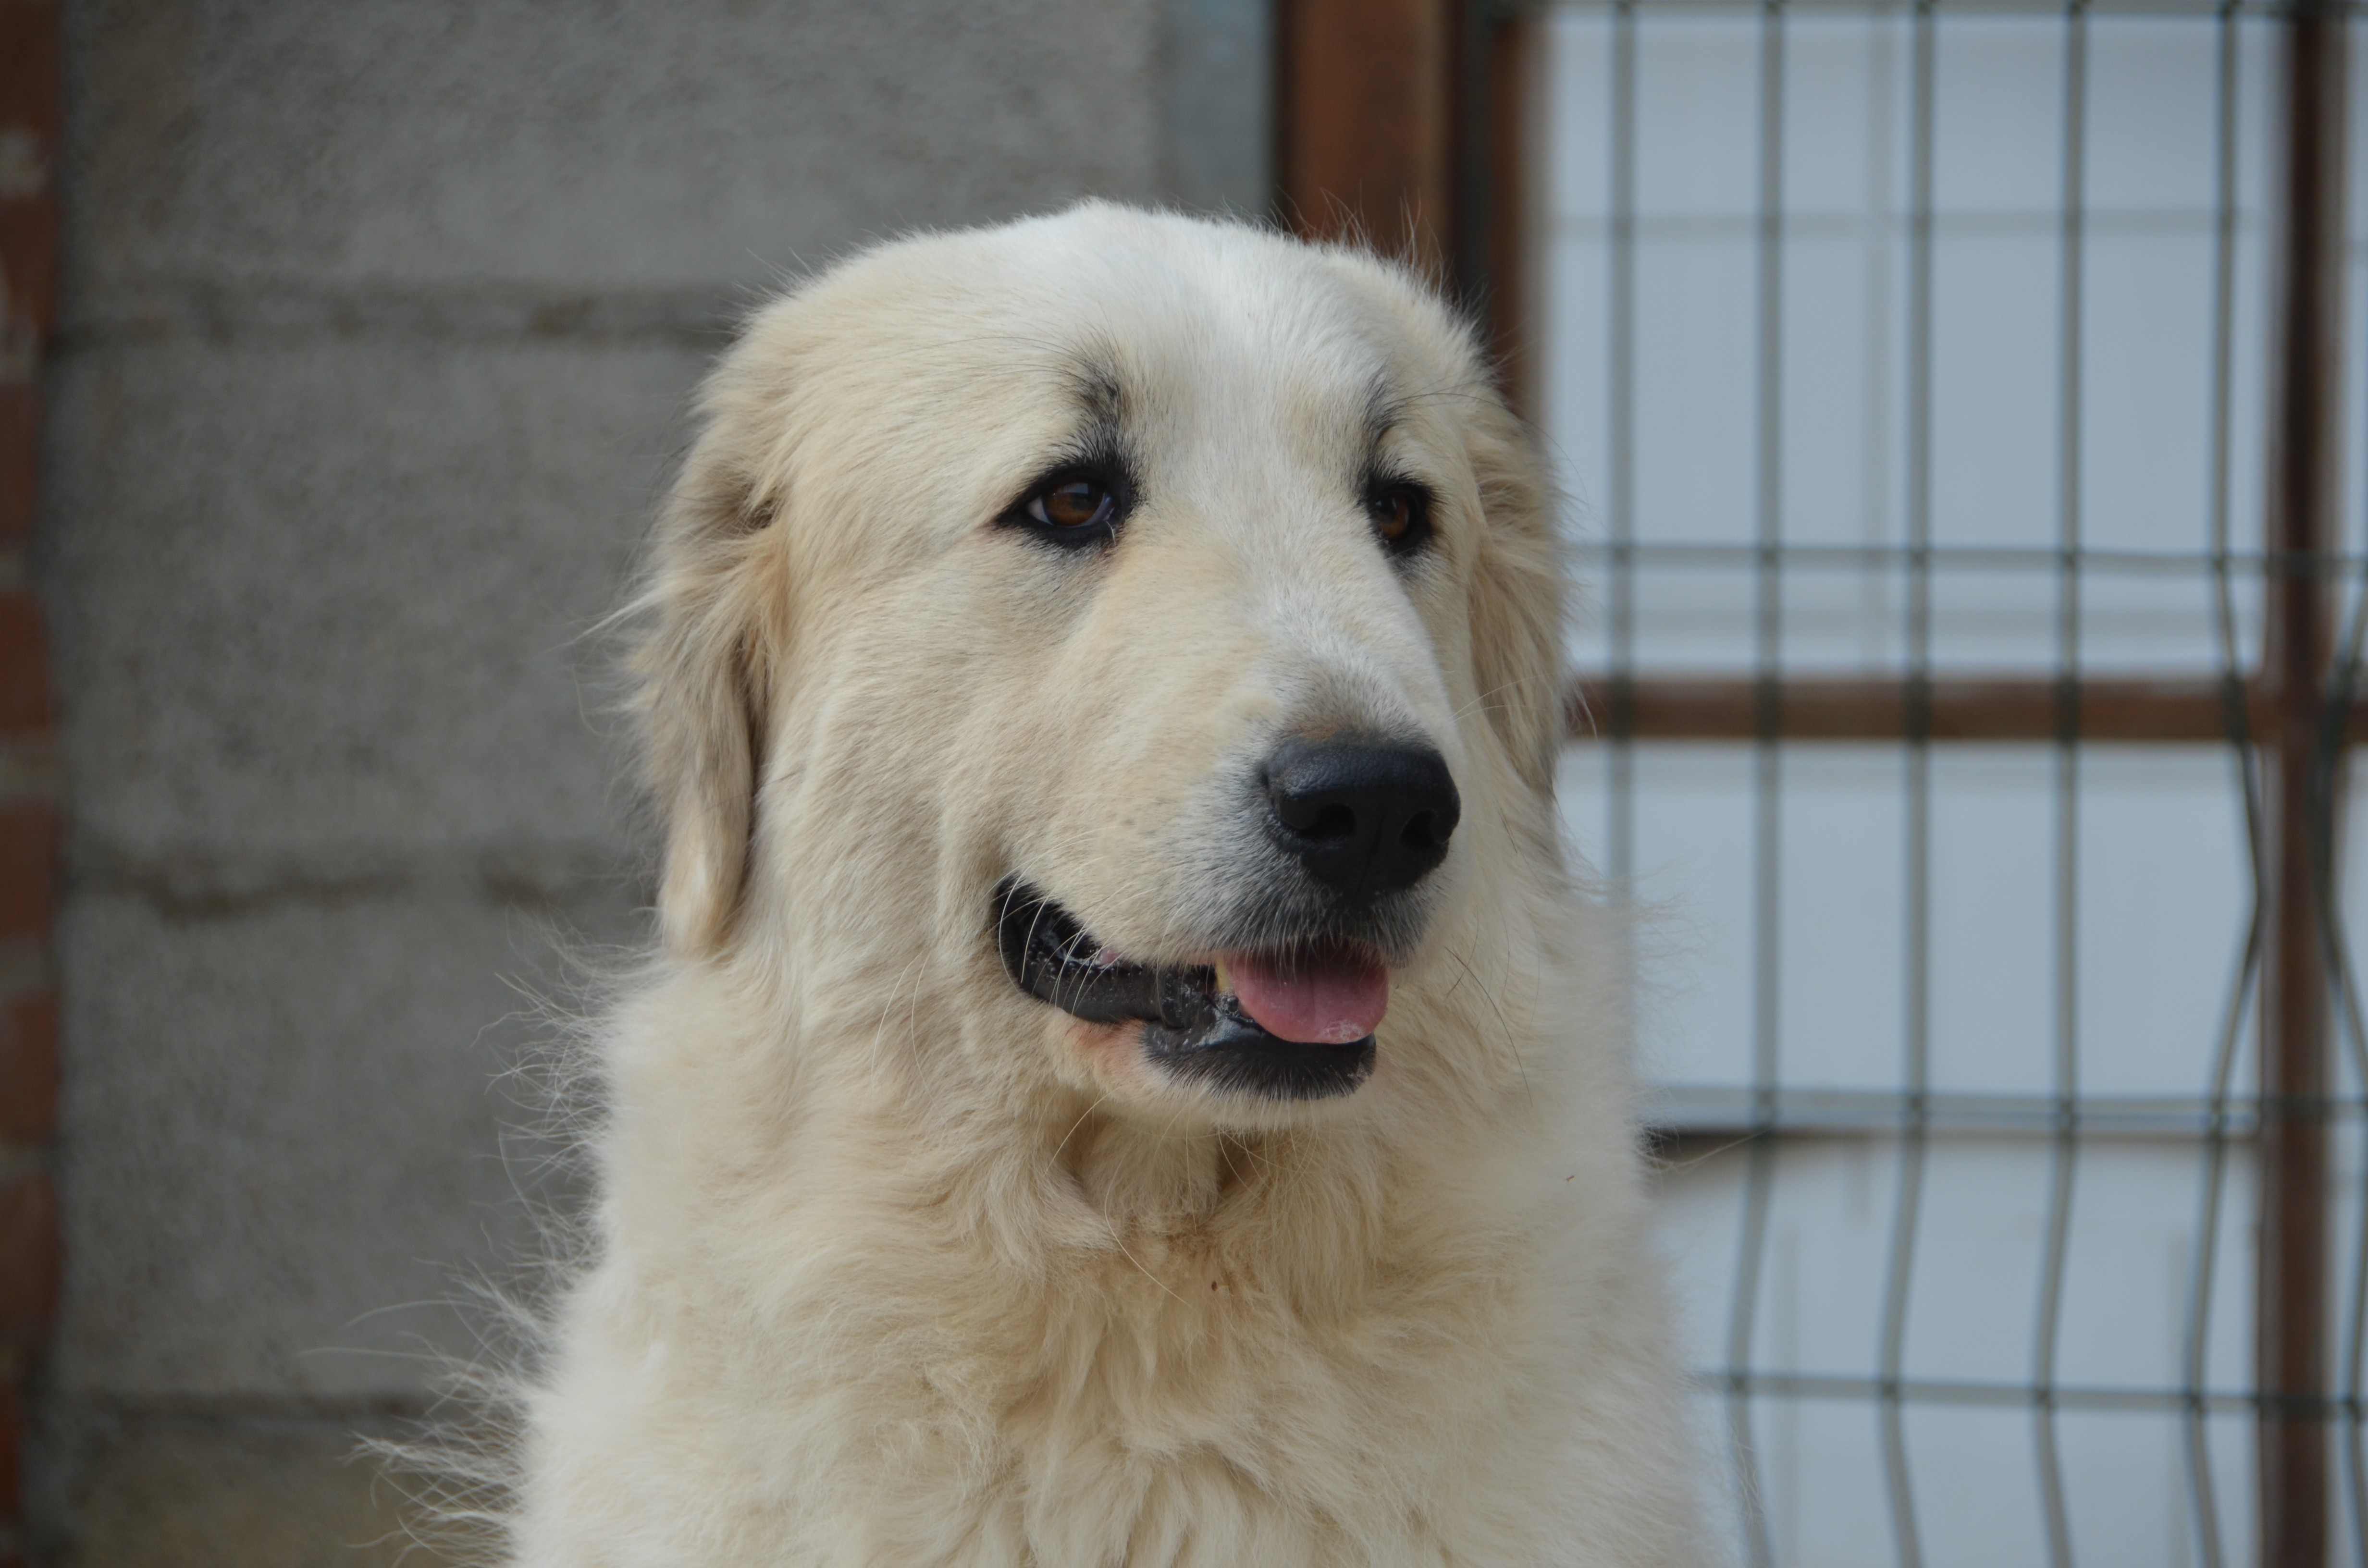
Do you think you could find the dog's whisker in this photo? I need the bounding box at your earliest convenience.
[1051,1092,1113,1165]
[1116,1239,1186,1309]
[1448,942,1533,1106]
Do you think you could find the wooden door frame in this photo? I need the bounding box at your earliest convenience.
[1277,0,1540,407]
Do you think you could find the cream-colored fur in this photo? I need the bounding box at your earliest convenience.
[509,205,1704,1566]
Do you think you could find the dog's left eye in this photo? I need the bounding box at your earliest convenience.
[1366,483,1432,558]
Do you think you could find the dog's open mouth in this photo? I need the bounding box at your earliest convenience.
[993,880,1381,1100]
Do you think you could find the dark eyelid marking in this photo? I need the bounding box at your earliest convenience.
[1363,371,1407,453]
[1048,417,1129,488]
[998,359,1138,547]
[1043,355,1131,493]
[1360,372,1429,509]
[1358,373,1435,562]
[1064,355,1127,426]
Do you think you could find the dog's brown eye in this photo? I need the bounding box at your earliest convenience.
[1366,483,1431,558]
[1029,478,1113,530]
[1002,462,1132,549]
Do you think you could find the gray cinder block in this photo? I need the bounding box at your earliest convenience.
[40,336,699,866]
[49,883,630,1402]
[61,0,1165,308]
[29,1406,459,1568]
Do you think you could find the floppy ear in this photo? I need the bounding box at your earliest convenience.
[1461,395,1569,797]
[630,423,780,957]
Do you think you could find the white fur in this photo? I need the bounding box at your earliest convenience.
[506,205,1706,1566]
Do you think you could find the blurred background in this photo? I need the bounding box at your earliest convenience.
[10,1,2368,1565]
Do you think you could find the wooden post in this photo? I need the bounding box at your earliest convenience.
[2259,6,2347,1565]
[1476,7,1539,410]
[1278,0,1458,276]
[1278,0,1533,402]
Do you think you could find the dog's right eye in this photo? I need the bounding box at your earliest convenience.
[1005,467,1127,546]
[1030,478,1114,531]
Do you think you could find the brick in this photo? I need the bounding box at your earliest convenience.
[0,195,60,344]
[0,0,62,363]
[0,5,62,147]
[0,1174,55,1355]
[0,1377,19,1520]
[0,386,31,544]
[0,990,54,1144]
[0,600,50,738]
[0,803,49,943]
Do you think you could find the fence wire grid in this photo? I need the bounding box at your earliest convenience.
[1534,1,2368,1563]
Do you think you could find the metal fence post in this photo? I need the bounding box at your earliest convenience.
[2260,5,2348,1565]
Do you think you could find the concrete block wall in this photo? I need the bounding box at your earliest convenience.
[18,3,1270,1562]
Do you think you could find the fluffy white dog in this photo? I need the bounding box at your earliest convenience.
[505,204,1703,1566]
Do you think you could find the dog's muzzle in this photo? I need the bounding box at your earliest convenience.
[993,880,1377,1101]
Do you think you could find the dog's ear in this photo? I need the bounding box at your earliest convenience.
[631,424,781,957]
[1462,397,1568,796]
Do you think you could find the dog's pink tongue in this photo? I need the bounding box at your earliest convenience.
[1223,950,1389,1045]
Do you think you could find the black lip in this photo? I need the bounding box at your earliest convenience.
[993,879,1376,1102]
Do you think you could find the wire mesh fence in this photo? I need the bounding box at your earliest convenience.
[1530,1,2368,1562]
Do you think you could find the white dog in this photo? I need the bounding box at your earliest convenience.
[504,204,1703,1566]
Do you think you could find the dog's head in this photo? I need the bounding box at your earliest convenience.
[634,205,1567,1129]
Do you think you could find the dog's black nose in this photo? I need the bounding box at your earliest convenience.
[1262,735,1461,895]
